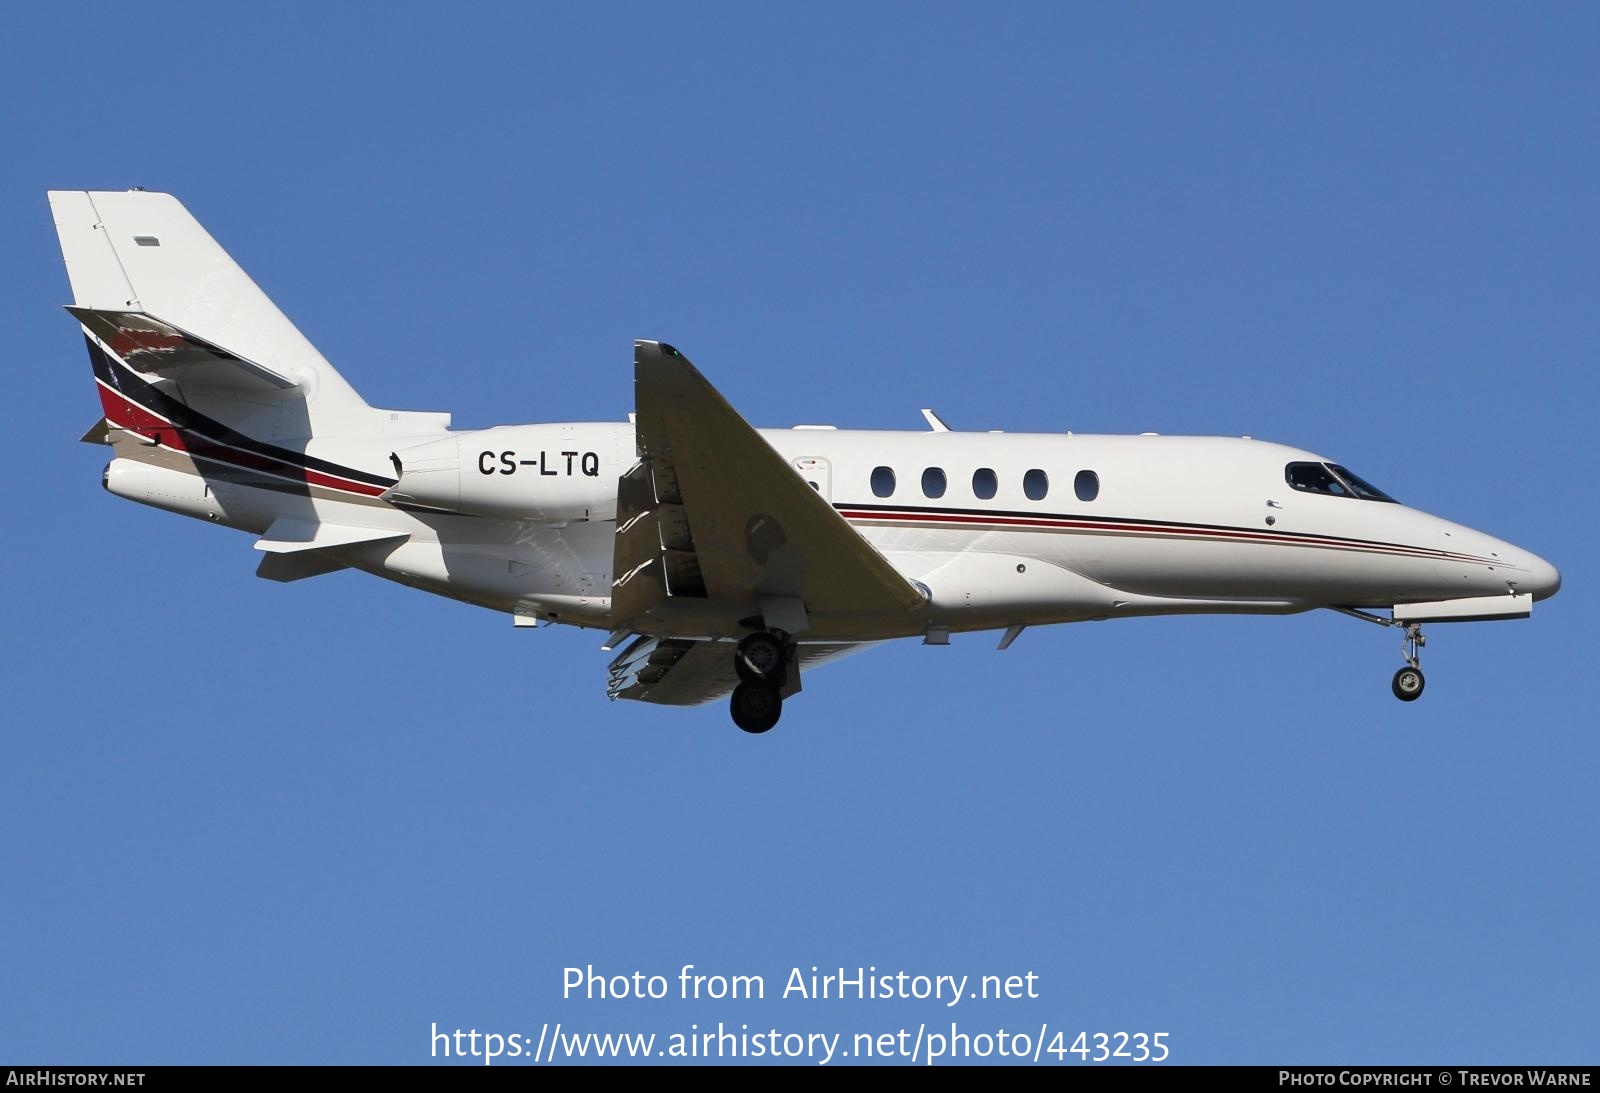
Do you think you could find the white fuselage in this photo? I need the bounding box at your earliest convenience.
[105,420,1561,642]
[55,188,1562,724]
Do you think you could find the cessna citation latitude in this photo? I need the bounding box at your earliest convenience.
[53,190,1561,733]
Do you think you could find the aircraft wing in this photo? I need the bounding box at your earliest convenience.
[612,341,925,634]
[608,637,869,706]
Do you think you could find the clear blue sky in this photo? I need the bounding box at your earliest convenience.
[2,2,1595,1066]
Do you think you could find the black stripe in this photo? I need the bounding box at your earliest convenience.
[174,454,327,498]
[85,335,396,489]
[390,500,478,517]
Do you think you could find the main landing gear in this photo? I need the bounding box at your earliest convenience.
[730,631,789,733]
[1391,623,1426,702]
[1334,610,1428,703]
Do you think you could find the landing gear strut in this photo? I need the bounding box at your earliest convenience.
[1333,609,1429,703]
[730,631,789,733]
[1391,622,1426,702]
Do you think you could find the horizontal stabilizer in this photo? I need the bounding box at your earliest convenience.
[68,306,298,393]
[255,518,408,555]
[255,553,350,582]
[79,418,111,445]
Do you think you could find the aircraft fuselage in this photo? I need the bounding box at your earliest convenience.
[60,187,1560,728]
[102,419,1561,640]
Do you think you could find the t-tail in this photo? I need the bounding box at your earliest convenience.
[51,189,450,513]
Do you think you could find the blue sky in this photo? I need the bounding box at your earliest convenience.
[2,3,1596,1065]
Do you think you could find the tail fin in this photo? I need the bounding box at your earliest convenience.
[50,190,410,441]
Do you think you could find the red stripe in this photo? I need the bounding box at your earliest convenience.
[838,509,1495,565]
[97,381,388,498]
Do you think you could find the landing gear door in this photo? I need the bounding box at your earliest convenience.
[793,457,831,502]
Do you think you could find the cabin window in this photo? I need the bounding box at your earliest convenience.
[871,466,896,498]
[972,467,998,500]
[922,467,947,499]
[1023,468,1048,500]
[1074,469,1099,502]
[1284,462,1396,502]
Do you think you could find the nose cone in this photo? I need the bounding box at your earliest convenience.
[1521,551,1562,601]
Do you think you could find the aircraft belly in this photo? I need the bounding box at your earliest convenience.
[359,521,614,627]
[1069,533,1260,599]
[864,521,1411,615]
[1078,532,1490,606]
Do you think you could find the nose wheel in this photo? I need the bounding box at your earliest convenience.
[1391,665,1425,701]
[1391,622,1426,703]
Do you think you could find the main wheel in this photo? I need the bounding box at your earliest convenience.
[1391,666,1425,702]
[735,632,787,685]
[730,682,782,734]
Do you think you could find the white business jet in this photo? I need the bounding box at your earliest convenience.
[53,190,1561,732]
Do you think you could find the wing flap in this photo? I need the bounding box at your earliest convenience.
[607,637,872,707]
[607,637,732,706]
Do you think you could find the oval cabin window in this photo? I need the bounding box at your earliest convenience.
[1023,469,1049,501]
[871,466,896,498]
[1074,470,1099,502]
[972,468,997,500]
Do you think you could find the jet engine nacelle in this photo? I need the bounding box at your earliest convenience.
[386,424,622,523]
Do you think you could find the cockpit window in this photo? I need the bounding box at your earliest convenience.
[1285,462,1349,496]
[1284,462,1397,502]
[1327,465,1396,502]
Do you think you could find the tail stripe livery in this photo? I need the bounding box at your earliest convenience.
[87,336,393,498]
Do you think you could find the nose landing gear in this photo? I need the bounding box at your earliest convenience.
[1334,609,1431,703]
[1390,623,1426,702]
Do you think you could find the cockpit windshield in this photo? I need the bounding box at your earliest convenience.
[1284,462,1397,503]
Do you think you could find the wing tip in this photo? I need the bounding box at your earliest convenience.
[634,339,685,362]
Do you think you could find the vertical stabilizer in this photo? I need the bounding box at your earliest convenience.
[49,190,381,440]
